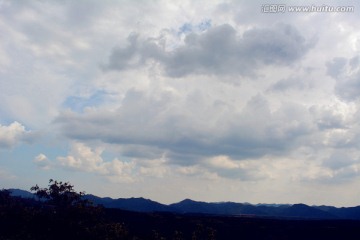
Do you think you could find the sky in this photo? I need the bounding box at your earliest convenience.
[1,0,360,207]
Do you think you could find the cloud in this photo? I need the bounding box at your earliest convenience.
[34,154,52,170]
[55,88,319,165]
[39,142,237,182]
[178,20,212,35]
[204,155,269,180]
[138,157,170,178]
[56,142,136,182]
[326,57,347,78]
[3,0,360,206]
[269,76,314,92]
[0,122,36,149]
[327,56,360,101]
[309,104,348,131]
[322,150,356,170]
[104,23,313,78]
[175,164,220,180]
[36,142,174,182]
[62,90,112,113]
[308,162,360,184]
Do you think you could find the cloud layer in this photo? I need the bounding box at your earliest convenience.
[104,24,313,78]
[2,0,360,206]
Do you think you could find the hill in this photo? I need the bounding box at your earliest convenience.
[3,186,360,239]
[6,188,360,220]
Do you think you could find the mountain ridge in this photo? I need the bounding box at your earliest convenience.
[7,188,360,220]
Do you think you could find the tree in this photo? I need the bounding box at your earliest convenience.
[30,179,90,209]
[0,189,12,205]
[29,179,130,240]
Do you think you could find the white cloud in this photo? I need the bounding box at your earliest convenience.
[0,122,35,149]
[34,154,52,170]
[55,142,136,182]
[139,157,170,178]
[207,155,240,169]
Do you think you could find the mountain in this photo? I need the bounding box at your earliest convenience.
[170,200,338,219]
[5,189,360,220]
[85,195,173,212]
[170,199,265,215]
[315,205,360,220]
[279,204,336,219]
[8,189,36,199]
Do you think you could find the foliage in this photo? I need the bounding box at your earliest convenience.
[30,179,90,208]
[0,180,130,240]
[0,189,12,206]
[5,179,359,239]
[191,224,216,240]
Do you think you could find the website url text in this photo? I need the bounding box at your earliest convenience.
[261,4,355,13]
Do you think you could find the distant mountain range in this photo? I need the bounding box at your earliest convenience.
[8,188,360,220]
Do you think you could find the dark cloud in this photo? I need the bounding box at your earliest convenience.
[309,105,347,130]
[55,90,316,164]
[323,151,355,170]
[328,56,360,101]
[335,73,360,101]
[104,24,313,78]
[104,34,144,71]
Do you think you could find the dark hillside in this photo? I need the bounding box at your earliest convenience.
[85,195,173,212]
[7,189,360,220]
[104,208,360,240]
[2,188,360,239]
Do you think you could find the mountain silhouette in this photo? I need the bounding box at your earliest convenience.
[85,194,172,212]
[8,189,360,220]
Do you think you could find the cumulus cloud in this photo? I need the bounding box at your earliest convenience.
[306,162,360,184]
[138,157,170,178]
[0,122,36,149]
[175,164,220,180]
[104,23,313,78]
[55,142,136,182]
[36,142,175,182]
[55,88,319,165]
[309,104,348,131]
[204,155,269,180]
[34,154,52,170]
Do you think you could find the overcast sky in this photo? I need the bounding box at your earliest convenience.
[1,0,360,207]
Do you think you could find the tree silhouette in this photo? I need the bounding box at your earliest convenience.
[0,189,12,205]
[29,179,129,240]
[30,179,90,209]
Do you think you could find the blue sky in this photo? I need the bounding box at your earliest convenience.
[1,0,360,207]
